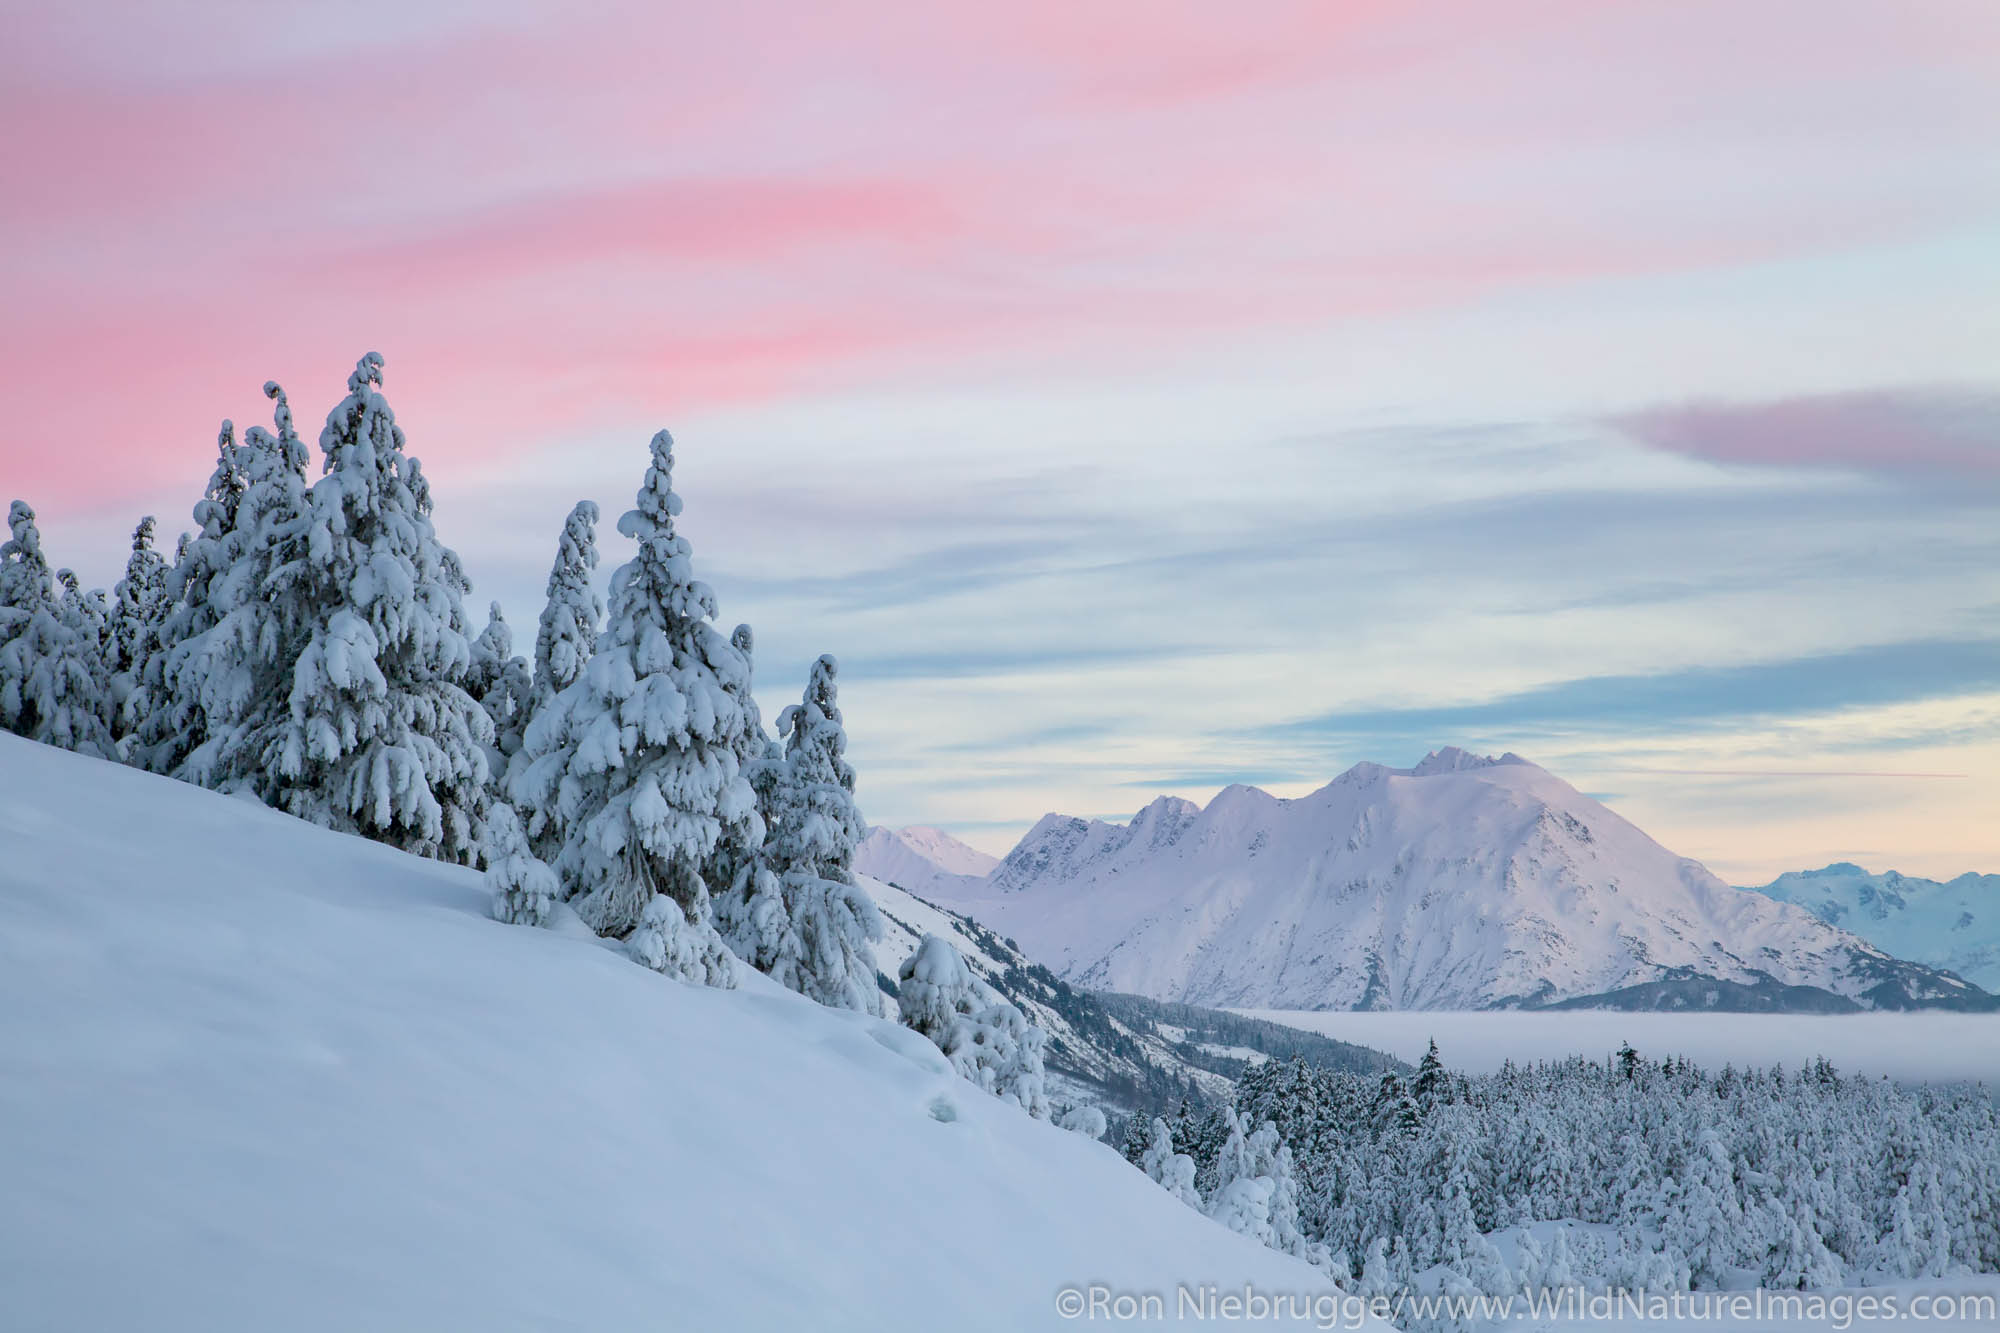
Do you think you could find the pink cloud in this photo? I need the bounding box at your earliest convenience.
[1617,391,2000,478]
[3,0,1997,513]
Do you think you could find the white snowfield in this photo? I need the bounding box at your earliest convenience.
[0,734,1374,1333]
[905,749,1980,1011]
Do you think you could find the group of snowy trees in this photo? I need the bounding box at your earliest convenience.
[1132,1110,1332,1274]
[1127,1045,1998,1301]
[1,353,1061,1128]
[0,355,887,1019]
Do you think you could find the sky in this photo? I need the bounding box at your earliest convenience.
[2,0,1996,882]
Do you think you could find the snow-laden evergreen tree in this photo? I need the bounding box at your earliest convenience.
[705,624,772,935]
[0,500,53,736]
[268,354,491,863]
[896,933,1050,1117]
[896,934,976,1050]
[1206,1112,1277,1247]
[1412,1038,1449,1113]
[512,500,603,856]
[508,430,748,986]
[726,655,882,1012]
[485,801,559,927]
[530,501,603,709]
[0,506,114,758]
[467,602,533,783]
[105,517,168,741]
[136,421,248,775]
[1251,1120,1329,1271]
[1057,1105,1107,1140]
[962,994,1050,1118]
[1141,1117,1205,1209]
[177,382,318,797]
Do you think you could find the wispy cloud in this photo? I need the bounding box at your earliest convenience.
[1616,388,2000,479]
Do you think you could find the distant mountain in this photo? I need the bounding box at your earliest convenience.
[895,749,1994,1013]
[857,826,995,901]
[859,873,1396,1118]
[1745,863,2000,992]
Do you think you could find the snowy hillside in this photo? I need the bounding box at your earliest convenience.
[914,750,1990,1012]
[858,824,996,900]
[1746,864,2000,992]
[0,734,1371,1333]
[863,874,1397,1116]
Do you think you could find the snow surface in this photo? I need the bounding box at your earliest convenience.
[1747,863,2000,991]
[0,734,1374,1332]
[916,750,1977,1011]
[1237,1009,2000,1087]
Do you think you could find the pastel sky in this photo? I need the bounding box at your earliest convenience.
[4,0,1997,881]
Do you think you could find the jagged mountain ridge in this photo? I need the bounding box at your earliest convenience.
[1745,863,2000,992]
[864,750,1992,1013]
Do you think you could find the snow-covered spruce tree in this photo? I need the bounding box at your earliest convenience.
[178,382,317,797]
[897,934,978,1049]
[732,655,882,1013]
[508,430,748,986]
[896,933,1051,1117]
[268,354,491,863]
[468,602,533,784]
[485,800,558,927]
[1057,1105,1107,1140]
[511,501,605,858]
[705,624,772,917]
[0,508,112,756]
[963,994,1051,1118]
[530,501,603,709]
[1141,1117,1205,1209]
[105,516,168,741]
[136,422,247,774]
[0,500,53,734]
[1206,1112,1277,1247]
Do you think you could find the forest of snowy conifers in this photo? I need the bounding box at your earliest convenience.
[1125,1045,1999,1305]
[0,353,1048,1118]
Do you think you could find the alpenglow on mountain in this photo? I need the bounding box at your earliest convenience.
[859,750,1992,1013]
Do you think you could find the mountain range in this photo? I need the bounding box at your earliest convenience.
[1744,863,2000,993]
[858,749,1994,1013]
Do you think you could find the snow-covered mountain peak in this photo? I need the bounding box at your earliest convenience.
[1406,746,1532,777]
[868,824,1000,876]
[1747,862,2000,991]
[919,753,1990,1013]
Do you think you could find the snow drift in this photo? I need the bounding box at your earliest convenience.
[0,734,1363,1332]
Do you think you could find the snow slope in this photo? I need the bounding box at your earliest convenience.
[916,750,1987,1012]
[863,874,1397,1116]
[858,824,996,900]
[0,734,1370,1333]
[1746,864,2000,992]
